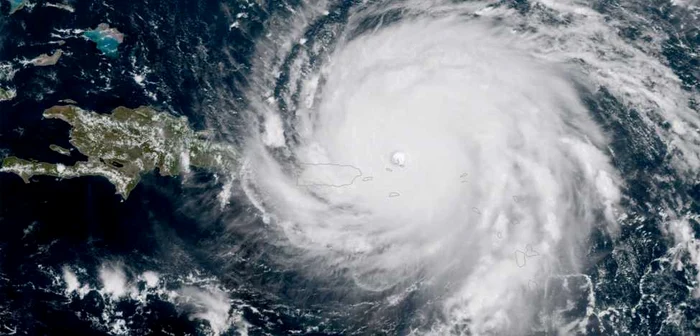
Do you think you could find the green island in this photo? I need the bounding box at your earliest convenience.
[0,105,238,198]
[49,144,71,156]
[0,87,15,101]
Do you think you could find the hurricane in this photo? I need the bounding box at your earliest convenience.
[206,0,700,334]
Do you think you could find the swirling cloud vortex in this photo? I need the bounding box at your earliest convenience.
[241,7,621,335]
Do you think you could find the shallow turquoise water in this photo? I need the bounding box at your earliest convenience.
[84,30,121,58]
[6,0,25,13]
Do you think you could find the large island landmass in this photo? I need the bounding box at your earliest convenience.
[0,105,238,198]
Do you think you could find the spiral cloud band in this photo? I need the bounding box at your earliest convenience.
[228,0,699,334]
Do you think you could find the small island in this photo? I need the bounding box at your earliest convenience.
[49,144,71,156]
[0,105,238,198]
[84,23,124,58]
[30,49,63,67]
[0,87,16,101]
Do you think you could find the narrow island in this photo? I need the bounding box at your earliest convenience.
[30,49,63,67]
[0,105,238,198]
[49,144,71,156]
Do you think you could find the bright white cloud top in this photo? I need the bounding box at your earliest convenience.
[215,0,700,334]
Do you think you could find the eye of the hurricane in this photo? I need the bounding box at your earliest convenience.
[243,14,619,335]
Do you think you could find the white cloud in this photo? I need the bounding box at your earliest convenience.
[177,286,243,336]
[239,3,627,334]
[62,266,80,293]
[220,0,700,333]
[141,271,160,288]
[98,264,129,299]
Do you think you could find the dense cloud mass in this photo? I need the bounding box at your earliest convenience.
[231,0,700,334]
